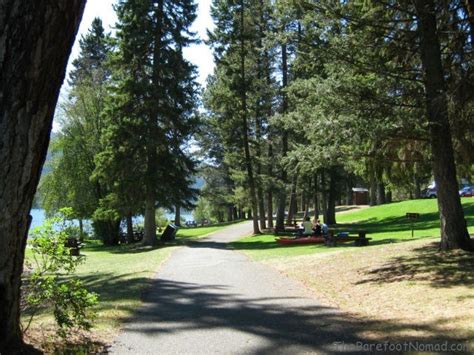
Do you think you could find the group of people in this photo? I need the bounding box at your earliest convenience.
[299,216,329,237]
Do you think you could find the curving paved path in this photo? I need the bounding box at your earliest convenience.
[111,222,368,354]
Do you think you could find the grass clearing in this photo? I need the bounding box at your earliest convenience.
[23,222,234,352]
[232,198,474,348]
[265,238,474,348]
[231,198,474,261]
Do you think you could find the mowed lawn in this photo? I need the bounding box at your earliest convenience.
[23,223,234,351]
[232,198,474,349]
[231,198,474,261]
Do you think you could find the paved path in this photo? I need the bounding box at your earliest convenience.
[111,222,367,354]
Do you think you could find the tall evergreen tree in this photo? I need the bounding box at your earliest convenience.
[109,0,199,246]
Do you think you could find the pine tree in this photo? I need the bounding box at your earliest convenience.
[108,0,199,246]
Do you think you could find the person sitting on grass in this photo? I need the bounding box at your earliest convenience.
[321,222,329,236]
[313,218,322,236]
[298,216,314,237]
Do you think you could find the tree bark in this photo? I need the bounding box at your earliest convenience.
[321,169,328,222]
[376,167,385,205]
[415,0,472,251]
[346,175,353,206]
[267,142,274,228]
[286,176,297,225]
[126,212,134,243]
[324,167,337,225]
[0,1,86,351]
[313,173,320,219]
[174,205,181,226]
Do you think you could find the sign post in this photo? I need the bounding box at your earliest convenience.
[406,213,420,238]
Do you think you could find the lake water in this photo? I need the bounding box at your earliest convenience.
[29,209,194,231]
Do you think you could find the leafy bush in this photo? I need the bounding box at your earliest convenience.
[24,210,98,337]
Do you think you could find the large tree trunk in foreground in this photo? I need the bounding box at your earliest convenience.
[0,1,85,351]
[415,0,472,251]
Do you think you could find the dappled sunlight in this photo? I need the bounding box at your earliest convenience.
[358,242,474,288]
[113,278,470,353]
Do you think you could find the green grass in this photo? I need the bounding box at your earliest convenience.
[23,222,235,341]
[231,198,474,261]
[176,225,233,239]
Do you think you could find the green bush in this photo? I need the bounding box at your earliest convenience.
[25,210,98,337]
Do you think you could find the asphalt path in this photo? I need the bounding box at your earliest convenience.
[110,221,368,354]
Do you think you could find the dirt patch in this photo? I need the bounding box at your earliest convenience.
[24,322,111,354]
[265,238,474,348]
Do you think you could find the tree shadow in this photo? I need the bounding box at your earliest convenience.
[356,242,474,288]
[111,277,470,353]
[82,242,176,255]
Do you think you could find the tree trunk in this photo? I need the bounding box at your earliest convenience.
[376,167,385,205]
[143,192,158,246]
[0,1,85,351]
[267,142,274,229]
[321,170,328,222]
[314,173,320,219]
[174,205,181,226]
[324,168,337,225]
[346,175,353,205]
[286,176,297,225]
[369,164,377,206]
[415,0,472,251]
[126,212,134,243]
[79,219,84,242]
[414,175,422,199]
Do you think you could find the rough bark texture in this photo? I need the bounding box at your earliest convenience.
[0,1,86,351]
[415,0,472,251]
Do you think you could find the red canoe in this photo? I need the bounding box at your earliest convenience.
[276,236,325,245]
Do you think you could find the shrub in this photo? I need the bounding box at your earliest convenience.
[24,210,98,338]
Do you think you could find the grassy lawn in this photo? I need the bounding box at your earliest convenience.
[231,198,474,349]
[231,198,474,261]
[23,222,236,351]
[176,223,242,240]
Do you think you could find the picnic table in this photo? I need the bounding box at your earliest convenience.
[64,237,83,256]
[325,230,371,247]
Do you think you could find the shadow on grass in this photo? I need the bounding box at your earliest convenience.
[111,277,470,353]
[82,242,176,255]
[356,242,474,288]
